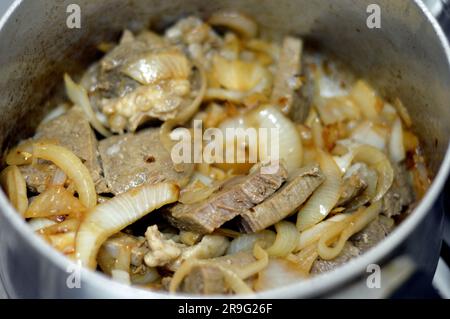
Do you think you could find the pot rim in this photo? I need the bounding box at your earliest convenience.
[0,0,449,299]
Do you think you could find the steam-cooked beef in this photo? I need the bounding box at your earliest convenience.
[311,242,361,274]
[19,107,106,193]
[271,37,303,114]
[350,216,395,253]
[99,128,194,195]
[166,162,288,234]
[181,265,227,295]
[382,163,414,218]
[240,165,325,233]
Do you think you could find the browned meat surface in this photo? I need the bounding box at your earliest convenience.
[240,165,325,233]
[350,216,394,253]
[166,162,288,234]
[20,107,106,193]
[311,242,360,274]
[271,37,303,114]
[180,265,227,295]
[99,128,193,195]
[382,163,415,218]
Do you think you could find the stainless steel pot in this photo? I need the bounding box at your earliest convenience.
[0,0,449,299]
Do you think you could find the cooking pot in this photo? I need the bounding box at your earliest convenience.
[0,0,449,298]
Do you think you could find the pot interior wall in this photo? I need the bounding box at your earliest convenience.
[0,0,449,176]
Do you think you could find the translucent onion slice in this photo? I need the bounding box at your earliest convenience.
[0,165,28,215]
[296,150,342,231]
[266,221,299,257]
[6,141,33,166]
[32,143,97,209]
[121,50,191,85]
[393,98,412,128]
[204,88,246,103]
[287,244,319,275]
[352,145,394,202]
[75,182,179,269]
[227,230,276,255]
[295,214,349,252]
[350,80,380,120]
[28,218,57,232]
[234,244,269,279]
[389,117,406,163]
[317,201,382,260]
[25,186,86,219]
[64,74,112,137]
[209,11,258,38]
[251,105,303,173]
[47,231,77,255]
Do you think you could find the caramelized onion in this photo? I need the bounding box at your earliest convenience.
[75,182,179,269]
[209,11,258,38]
[0,165,28,215]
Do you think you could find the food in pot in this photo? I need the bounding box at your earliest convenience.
[1,12,430,295]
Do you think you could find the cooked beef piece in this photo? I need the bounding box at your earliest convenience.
[337,166,368,207]
[382,162,415,218]
[181,265,227,295]
[99,128,194,195]
[271,37,303,114]
[311,242,361,274]
[351,216,395,253]
[166,162,288,234]
[240,165,325,233]
[20,107,106,193]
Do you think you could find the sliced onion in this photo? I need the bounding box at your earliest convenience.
[393,98,412,128]
[352,145,393,202]
[318,201,382,260]
[350,80,379,120]
[28,218,57,232]
[227,230,276,255]
[315,95,361,125]
[121,50,191,85]
[295,214,349,252]
[179,180,221,205]
[64,73,112,137]
[389,117,405,162]
[266,221,299,257]
[254,258,306,291]
[209,11,258,38]
[75,182,179,269]
[287,244,319,275]
[0,165,28,215]
[296,149,342,231]
[351,121,386,150]
[32,142,97,209]
[28,189,84,221]
[250,105,303,173]
[47,231,77,255]
[212,55,270,92]
[6,141,33,166]
[131,267,160,285]
[204,88,246,102]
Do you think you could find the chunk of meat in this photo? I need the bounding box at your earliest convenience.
[99,128,193,195]
[168,235,230,271]
[351,216,394,253]
[240,165,325,233]
[271,37,303,114]
[144,225,183,267]
[19,107,106,193]
[83,30,194,133]
[311,242,361,274]
[381,162,414,218]
[166,162,288,233]
[180,265,227,295]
